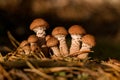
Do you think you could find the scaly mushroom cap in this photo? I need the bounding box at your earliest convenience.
[68,25,86,35]
[82,34,96,47]
[28,35,39,43]
[52,26,68,36]
[20,40,29,47]
[46,37,59,47]
[30,18,49,30]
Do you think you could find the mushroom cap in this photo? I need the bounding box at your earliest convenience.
[20,40,29,47]
[45,35,52,41]
[82,34,96,47]
[30,18,49,30]
[68,25,86,35]
[46,37,59,47]
[28,35,39,43]
[52,26,68,36]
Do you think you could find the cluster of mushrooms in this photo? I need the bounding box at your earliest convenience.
[15,18,96,60]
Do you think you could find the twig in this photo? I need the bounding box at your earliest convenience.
[66,50,94,57]
[0,59,83,69]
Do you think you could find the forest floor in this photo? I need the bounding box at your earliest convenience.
[0,32,120,80]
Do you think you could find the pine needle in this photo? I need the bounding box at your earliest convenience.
[25,60,53,79]
[7,31,20,48]
[3,46,13,52]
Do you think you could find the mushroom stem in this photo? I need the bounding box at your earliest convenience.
[77,43,91,59]
[69,35,81,54]
[51,46,60,56]
[55,35,68,56]
[46,36,60,57]
[30,43,40,53]
[33,27,46,38]
[23,46,31,55]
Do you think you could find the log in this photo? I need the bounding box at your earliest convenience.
[0,59,83,70]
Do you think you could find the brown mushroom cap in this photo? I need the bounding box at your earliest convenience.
[68,25,86,35]
[46,37,59,47]
[52,26,68,36]
[28,35,39,43]
[30,18,49,30]
[20,40,29,47]
[82,34,96,47]
[45,35,52,41]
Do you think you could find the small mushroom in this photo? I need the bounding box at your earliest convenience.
[30,18,49,38]
[19,40,30,55]
[68,25,86,54]
[27,35,40,53]
[46,36,60,57]
[45,35,51,41]
[77,34,96,59]
[52,26,68,56]
[30,18,49,56]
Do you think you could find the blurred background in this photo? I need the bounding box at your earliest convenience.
[0,0,120,60]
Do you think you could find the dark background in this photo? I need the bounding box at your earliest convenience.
[0,0,120,60]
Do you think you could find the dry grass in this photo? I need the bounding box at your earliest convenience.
[0,56,120,80]
[0,31,120,80]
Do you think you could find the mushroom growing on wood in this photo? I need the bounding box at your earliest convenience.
[27,35,40,53]
[46,36,60,57]
[68,25,86,54]
[77,34,96,59]
[19,40,30,55]
[52,26,68,56]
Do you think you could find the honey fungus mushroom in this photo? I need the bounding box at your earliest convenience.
[19,40,30,55]
[77,34,96,59]
[30,18,49,56]
[52,26,68,56]
[27,35,40,53]
[46,36,60,57]
[68,25,86,54]
[45,35,52,41]
[30,18,49,38]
